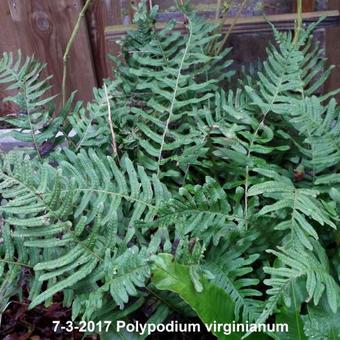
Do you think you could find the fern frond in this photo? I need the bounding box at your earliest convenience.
[0,4,338,336]
[0,51,63,156]
[246,242,339,338]
[248,180,336,250]
[150,177,242,244]
[68,80,128,151]
[302,300,340,339]
[205,235,263,322]
[0,148,169,313]
[124,0,158,51]
[97,247,150,309]
[114,11,230,178]
[287,96,340,176]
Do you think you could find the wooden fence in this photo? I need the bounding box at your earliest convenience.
[0,0,339,115]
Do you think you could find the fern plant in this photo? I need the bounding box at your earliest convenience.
[0,1,339,339]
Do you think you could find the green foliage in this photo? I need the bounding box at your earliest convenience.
[150,176,242,243]
[152,253,238,340]
[302,300,340,339]
[0,1,339,339]
[0,51,73,156]
[272,279,307,340]
[204,235,264,323]
[0,148,168,318]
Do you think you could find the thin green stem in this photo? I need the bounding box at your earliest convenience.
[104,83,117,155]
[215,0,222,20]
[215,0,248,56]
[0,258,32,268]
[293,0,303,45]
[62,0,93,105]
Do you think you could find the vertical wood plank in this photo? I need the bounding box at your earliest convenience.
[326,0,340,100]
[87,0,123,82]
[293,0,316,12]
[0,1,22,115]
[0,0,97,113]
[87,0,136,83]
[153,0,294,16]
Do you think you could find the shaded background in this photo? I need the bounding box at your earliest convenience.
[0,0,339,115]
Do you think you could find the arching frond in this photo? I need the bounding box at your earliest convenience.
[251,242,339,331]
[0,51,67,157]
[0,149,168,314]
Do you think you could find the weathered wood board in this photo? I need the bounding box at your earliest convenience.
[0,0,338,118]
[326,0,340,100]
[87,0,127,82]
[0,0,97,115]
[154,0,294,18]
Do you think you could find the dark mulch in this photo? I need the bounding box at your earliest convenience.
[0,268,213,339]
[0,295,97,340]
[0,299,214,340]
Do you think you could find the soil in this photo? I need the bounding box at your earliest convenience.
[0,294,97,340]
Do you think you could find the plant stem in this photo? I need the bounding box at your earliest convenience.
[215,0,248,55]
[215,0,222,20]
[104,83,117,155]
[0,258,33,268]
[293,0,303,44]
[157,16,193,176]
[62,0,93,105]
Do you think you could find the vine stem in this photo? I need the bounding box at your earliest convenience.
[62,0,93,105]
[293,0,303,45]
